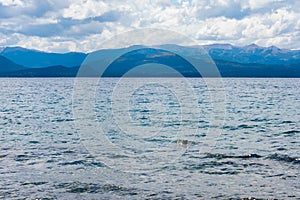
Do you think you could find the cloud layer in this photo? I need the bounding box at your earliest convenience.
[0,0,299,52]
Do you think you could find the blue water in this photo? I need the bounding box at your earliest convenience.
[0,78,299,199]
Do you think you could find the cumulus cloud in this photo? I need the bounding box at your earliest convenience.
[192,0,250,20]
[0,0,68,18]
[0,0,299,52]
[62,0,110,20]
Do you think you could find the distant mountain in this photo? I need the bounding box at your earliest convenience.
[100,47,202,77]
[0,47,87,68]
[0,44,299,77]
[0,55,26,73]
[203,43,300,65]
[96,45,300,77]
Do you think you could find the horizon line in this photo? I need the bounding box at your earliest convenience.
[1,43,300,54]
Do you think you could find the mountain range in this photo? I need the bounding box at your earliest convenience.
[0,44,299,77]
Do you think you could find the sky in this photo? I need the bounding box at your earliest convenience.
[0,0,300,52]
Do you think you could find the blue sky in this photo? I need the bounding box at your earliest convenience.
[0,0,299,52]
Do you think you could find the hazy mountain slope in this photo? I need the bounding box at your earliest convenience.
[0,47,87,68]
[0,55,26,73]
[203,44,300,65]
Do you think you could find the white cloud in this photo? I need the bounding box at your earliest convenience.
[64,20,104,37]
[243,0,282,10]
[62,0,110,20]
[0,0,299,51]
[0,0,25,7]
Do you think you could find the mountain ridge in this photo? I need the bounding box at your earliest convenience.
[0,47,87,68]
[0,44,299,77]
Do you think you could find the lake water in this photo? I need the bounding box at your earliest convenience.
[0,78,299,199]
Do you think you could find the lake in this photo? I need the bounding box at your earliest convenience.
[0,78,299,199]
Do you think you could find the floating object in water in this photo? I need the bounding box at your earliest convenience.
[176,139,188,145]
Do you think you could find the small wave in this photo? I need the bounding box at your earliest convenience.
[273,130,300,137]
[58,160,86,166]
[183,160,243,175]
[15,154,32,162]
[203,153,300,164]
[29,140,40,144]
[266,153,300,164]
[21,182,47,186]
[230,198,279,200]
[281,130,300,135]
[223,124,258,131]
[58,160,105,167]
[250,118,269,122]
[183,159,265,172]
[236,154,262,159]
[202,170,240,175]
[50,118,74,122]
[281,120,294,124]
[145,138,175,143]
[55,182,138,195]
[237,124,257,129]
[204,153,262,159]
[62,150,75,154]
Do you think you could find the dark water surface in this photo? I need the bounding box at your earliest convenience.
[0,78,299,199]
